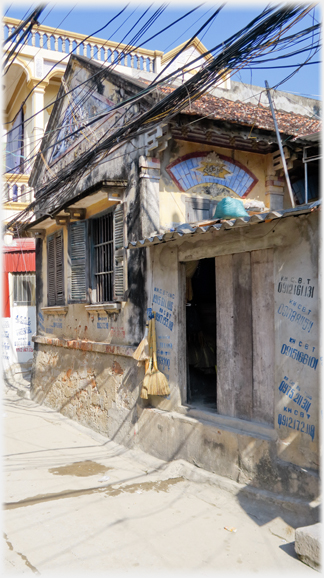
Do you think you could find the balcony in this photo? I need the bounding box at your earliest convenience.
[3,17,163,74]
[3,173,34,208]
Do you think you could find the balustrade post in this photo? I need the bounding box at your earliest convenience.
[154,50,163,74]
[32,31,36,46]
[130,54,134,68]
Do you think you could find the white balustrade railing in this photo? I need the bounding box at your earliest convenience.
[4,177,34,205]
[3,17,160,74]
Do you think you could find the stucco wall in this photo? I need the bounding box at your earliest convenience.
[135,210,319,498]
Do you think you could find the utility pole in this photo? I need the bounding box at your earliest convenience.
[265,80,295,208]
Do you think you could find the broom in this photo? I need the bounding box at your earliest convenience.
[133,321,149,362]
[140,319,152,399]
[145,312,170,397]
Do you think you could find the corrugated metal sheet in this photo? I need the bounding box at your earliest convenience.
[128,201,321,250]
[3,251,35,273]
[3,238,35,273]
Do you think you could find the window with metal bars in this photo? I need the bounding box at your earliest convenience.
[67,204,126,304]
[93,212,114,302]
[12,273,36,306]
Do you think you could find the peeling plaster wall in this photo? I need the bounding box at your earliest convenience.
[32,343,143,446]
[136,210,319,500]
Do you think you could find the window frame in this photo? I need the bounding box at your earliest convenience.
[90,209,115,304]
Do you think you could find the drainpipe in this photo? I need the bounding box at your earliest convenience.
[265,81,295,208]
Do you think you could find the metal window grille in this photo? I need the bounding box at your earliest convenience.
[93,212,114,302]
[12,273,36,306]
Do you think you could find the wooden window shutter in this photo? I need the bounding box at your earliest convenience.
[47,235,56,306]
[55,230,64,305]
[114,203,126,301]
[69,221,87,302]
[47,230,64,306]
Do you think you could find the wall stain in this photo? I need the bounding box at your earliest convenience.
[112,361,123,375]
[3,477,185,510]
[48,460,112,477]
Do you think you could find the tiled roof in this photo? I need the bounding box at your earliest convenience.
[128,201,321,249]
[159,85,321,137]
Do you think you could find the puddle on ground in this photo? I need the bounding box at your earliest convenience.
[4,477,185,510]
[48,460,112,477]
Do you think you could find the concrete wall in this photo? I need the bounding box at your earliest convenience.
[209,80,321,119]
[133,210,319,499]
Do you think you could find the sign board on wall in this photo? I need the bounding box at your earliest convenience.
[2,306,36,371]
[274,242,318,470]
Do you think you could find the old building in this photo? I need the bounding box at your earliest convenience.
[2,237,36,379]
[19,52,320,503]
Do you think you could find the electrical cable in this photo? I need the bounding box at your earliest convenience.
[3,4,170,191]
[3,3,203,128]
[3,5,44,69]
[3,3,200,183]
[4,3,319,207]
[4,3,318,187]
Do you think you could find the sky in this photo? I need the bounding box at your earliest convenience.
[3,1,322,100]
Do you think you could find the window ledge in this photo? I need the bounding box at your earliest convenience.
[41,306,68,315]
[85,303,121,314]
[32,335,136,357]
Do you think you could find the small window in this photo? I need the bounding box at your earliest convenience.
[92,211,114,302]
[67,204,127,304]
[47,230,64,305]
[12,273,36,306]
[90,204,126,302]
[6,107,24,174]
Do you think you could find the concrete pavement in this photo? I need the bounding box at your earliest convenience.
[2,381,318,575]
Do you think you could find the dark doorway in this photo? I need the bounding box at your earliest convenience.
[185,258,216,409]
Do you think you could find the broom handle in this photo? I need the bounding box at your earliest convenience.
[152,313,158,371]
[148,318,153,371]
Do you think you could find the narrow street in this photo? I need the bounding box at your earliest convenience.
[3,382,316,575]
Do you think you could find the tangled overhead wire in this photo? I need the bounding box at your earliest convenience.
[5,3,320,233]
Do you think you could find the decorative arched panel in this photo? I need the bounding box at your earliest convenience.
[166,151,258,200]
